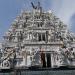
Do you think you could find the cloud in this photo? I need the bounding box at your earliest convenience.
[69,13,75,32]
[55,0,75,25]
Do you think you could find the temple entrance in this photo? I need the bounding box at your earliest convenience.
[41,52,51,68]
[41,52,46,67]
[46,53,51,67]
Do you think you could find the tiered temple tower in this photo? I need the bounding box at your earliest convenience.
[0,2,75,69]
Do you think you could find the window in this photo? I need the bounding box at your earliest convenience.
[42,34,45,41]
[23,22,27,28]
[37,22,42,27]
[38,34,41,41]
[38,33,46,41]
[38,23,40,27]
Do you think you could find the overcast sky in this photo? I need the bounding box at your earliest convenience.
[0,0,75,41]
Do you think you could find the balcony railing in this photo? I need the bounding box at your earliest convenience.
[22,40,63,45]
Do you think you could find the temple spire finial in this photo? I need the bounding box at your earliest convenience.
[31,1,41,10]
[31,2,37,9]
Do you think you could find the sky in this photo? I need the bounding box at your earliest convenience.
[0,0,75,41]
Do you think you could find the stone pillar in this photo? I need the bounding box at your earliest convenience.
[25,53,27,66]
